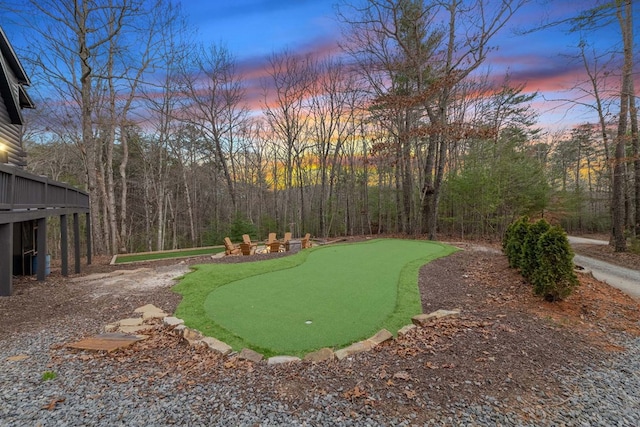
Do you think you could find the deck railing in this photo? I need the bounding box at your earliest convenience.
[0,163,89,212]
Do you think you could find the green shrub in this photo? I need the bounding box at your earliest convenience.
[520,218,551,280]
[258,214,278,240]
[228,215,257,242]
[502,216,530,269]
[531,226,579,302]
[201,221,225,246]
[502,220,514,252]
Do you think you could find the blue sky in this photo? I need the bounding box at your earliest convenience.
[181,0,339,58]
[2,0,625,132]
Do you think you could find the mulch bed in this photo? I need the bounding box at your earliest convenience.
[2,238,640,422]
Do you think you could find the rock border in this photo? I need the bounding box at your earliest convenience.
[99,304,462,365]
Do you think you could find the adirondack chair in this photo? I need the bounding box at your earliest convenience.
[241,234,258,255]
[266,232,285,253]
[301,233,312,249]
[223,237,241,256]
[266,232,277,245]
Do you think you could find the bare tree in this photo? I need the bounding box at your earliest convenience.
[17,0,132,253]
[340,0,526,237]
[532,0,635,249]
[611,0,633,251]
[16,0,181,255]
[262,50,315,233]
[179,44,247,212]
[308,58,358,236]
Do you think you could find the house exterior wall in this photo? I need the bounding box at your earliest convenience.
[0,52,25,166]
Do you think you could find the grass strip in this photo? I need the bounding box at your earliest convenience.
[114,247,225,264]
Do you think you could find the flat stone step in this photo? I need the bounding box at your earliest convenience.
[67,333,148,352]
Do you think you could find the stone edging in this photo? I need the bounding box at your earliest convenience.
[104,305,462,365]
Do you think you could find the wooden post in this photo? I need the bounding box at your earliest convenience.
[86,212,92,265]
[0,223,12,296]
[74,213,81,274]
[36,217,47,281]
[60,214,68,276]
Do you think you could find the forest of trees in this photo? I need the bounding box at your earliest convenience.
[6,0,638,255]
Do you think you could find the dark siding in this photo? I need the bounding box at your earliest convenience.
[0,53,25,166]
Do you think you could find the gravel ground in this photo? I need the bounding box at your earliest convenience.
[1,243,639,426]
[1,330,639,426]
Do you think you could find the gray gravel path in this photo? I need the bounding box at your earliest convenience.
[2,326,639,426]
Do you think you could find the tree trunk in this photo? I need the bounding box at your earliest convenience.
[612,0,632,252]
[180,158,196,246]
[630,74,640,237]
[77,2,103,255]
[119,126,129,252]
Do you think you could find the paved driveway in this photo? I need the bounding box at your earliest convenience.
[568,236,640,300]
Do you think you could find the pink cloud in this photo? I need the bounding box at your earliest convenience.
[486,50,625,98]
[236,37,344,111]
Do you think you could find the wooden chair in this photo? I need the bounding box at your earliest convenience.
[266,232,277,245]
[266,232,286,253]
[223,237,241,256]
[301,233,312,249]
[268,241,284,253]
[264,232,276,252]
[282,232,292,244]
[241,234,258,255]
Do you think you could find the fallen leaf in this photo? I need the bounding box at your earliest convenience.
[393,371,411,381]
[364,396,378,406]
[343,385,367,400]
[42,397,65,411]
[6,354,29,362]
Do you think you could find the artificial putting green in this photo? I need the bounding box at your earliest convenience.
[173,239,456,357]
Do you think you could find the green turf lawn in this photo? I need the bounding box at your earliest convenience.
[114,247,225,264]
[172,239,456,357]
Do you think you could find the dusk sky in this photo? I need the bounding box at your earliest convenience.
[177,0,622,132]
[3,0,625,133]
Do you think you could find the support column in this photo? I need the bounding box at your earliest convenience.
[73,213,80,274]
[0,223,13,296]
[86,212,92,265]
[60,214,68,276]
[36,217,47,282]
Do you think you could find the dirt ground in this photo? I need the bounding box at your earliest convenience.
[1,238,639,420]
